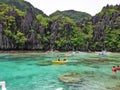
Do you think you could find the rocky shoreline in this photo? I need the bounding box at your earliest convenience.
[0,50,117,54]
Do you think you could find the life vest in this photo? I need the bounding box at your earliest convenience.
[112,68,116,72]
[116,67,120,70]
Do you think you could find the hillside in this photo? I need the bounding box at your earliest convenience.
[77,4,120,51]
[0,0,47,16]
[50,10,91,22]
[0,1,120,51]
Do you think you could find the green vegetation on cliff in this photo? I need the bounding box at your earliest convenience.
[0,0,47,16]
[50,10,91,22]
[0,1,120,51]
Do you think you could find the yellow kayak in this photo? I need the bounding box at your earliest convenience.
[52,60,68,64]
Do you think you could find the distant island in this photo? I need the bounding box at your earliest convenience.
[0,0,120,52]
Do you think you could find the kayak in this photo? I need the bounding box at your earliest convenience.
[98,54,106,56]
[52,60,68,64]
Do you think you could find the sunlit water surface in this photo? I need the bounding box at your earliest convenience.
[0,52,120,90]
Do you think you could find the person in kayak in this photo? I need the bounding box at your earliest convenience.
[57,56,60,61]
[63,56,67,61]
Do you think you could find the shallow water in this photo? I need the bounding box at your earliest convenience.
[0,52,120,90]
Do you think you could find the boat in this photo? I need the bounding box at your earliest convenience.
[52,60,68,64]
[0,81,7,90]
[98,53,106,56]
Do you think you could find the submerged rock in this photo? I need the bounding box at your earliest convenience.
[110,75,118,80]
[90,65,99,68]
[37,61,52,66]
[84,59,109,65]
[108,84,120,90]
[58,72,81,84]
[84,71,94,74]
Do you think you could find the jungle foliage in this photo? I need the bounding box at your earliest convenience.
[0,1,120,51]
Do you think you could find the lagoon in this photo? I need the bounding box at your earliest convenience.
[0,52,120,90]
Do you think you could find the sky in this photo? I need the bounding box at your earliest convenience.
[25,0,120,16]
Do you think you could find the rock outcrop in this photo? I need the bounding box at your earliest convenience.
[58,72,81,84]
[0,2,120,51]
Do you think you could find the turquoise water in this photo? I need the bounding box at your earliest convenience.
[0,52,120,90]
